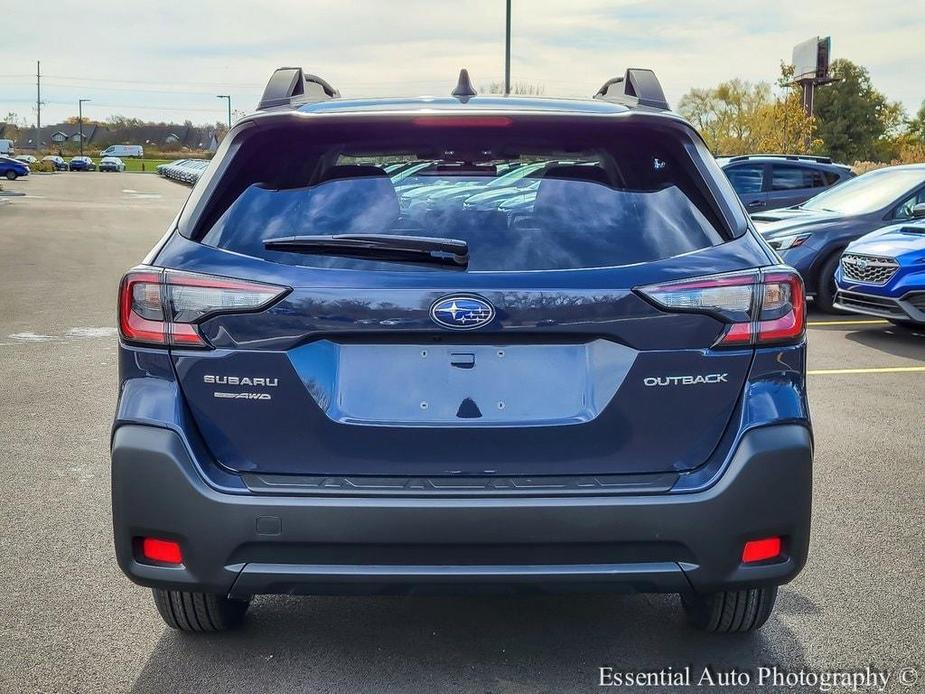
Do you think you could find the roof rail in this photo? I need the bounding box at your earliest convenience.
[257,67,340,110]
[594,69,669,111]
[726,154,833,164]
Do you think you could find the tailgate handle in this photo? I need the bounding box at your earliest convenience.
[449,352,476,369]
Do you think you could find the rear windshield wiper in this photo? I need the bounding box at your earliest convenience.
[263,234,469,269]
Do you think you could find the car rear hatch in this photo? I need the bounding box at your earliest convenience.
[137,113,792,480]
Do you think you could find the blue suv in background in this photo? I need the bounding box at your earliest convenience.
[717,154,853,212]
[112,68,811,634]
[835,214,925,327]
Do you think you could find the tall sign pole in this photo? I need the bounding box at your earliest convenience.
[504,0,511,95]
[791,36,834,149]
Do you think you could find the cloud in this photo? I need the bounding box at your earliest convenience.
[1,0,922,125]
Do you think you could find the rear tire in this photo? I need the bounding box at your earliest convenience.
[681,586,777,633]
[5,171,16,181]
[152,588,250,632]
[815,253,844,314]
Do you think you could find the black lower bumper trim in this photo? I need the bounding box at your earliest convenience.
[228,561,691,597]
[834,289,925,323]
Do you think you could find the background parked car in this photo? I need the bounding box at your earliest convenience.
[718,154,853,212]
[0,156,29,180]
[99,156,126,172]
[42,155,69,171]
[100,144,144,158]
[158,159,208,185]
[14,155,37,165]
[754,164,925,311]
[834,212,925,328]
[68,156,96,171]
[156,159,185,177]
[0,139,14,156]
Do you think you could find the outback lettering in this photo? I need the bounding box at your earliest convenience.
[643,374,729,387]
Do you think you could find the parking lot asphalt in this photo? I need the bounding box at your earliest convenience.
[1,174,923,694]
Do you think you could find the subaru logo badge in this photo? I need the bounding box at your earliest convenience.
[430,296,495,330]
[856,258,869,269]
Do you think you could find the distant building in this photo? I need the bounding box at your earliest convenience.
[7,121,218,152]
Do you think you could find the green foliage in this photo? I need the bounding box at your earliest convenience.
[29,160,55,172]
[122,158,178,173]
[908,101,925,141]
[677,76,816,155]
[678,58,922,165]
[813,59,905,162]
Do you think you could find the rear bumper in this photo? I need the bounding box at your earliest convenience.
[112,424,812,598]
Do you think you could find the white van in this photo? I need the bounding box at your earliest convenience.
[100,145,143,158]
[0,139,14,156]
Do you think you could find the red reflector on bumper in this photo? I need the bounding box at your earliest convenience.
[141,538,183,565]
[742,537,782,563]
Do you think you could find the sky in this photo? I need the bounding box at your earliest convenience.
[1,0,923,127]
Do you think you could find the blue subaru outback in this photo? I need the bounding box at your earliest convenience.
[112,68,812,633]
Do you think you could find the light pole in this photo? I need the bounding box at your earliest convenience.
[78,99,91,156]
[217,95,232,131]
[504,0,511,95]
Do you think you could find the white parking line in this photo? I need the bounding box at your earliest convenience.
[807,319,889,326]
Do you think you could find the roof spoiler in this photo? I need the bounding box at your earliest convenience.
[594,69,669,111]
[257,67,340,110]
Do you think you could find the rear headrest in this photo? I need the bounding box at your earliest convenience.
[306,165,399,233]
[533,166,614,226]
[321,164,389,182]
[542,165,610,185]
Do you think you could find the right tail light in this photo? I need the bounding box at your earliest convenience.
[638,267,805,347]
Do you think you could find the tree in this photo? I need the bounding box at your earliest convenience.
[107,115,146,129]
[481,81,545,96]
[908,101,925,141]
[813,59,904,162]
[3,111,27,128]
[677,77,815,155]
[64,115,101,126]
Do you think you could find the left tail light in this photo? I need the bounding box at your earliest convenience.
[118,267,289,348]
[637,266,805,347]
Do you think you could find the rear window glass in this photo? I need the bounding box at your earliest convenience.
[771,164,826,191]
[198,119,727,272]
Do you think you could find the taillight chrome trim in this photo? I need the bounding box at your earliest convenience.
[117,265,290,349]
